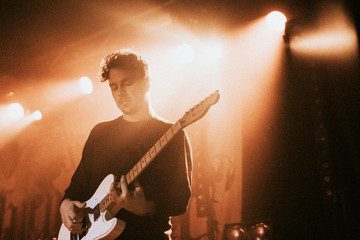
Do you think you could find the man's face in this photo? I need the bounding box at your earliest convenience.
[108,68,148,116]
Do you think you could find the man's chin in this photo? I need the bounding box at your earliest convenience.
[118,102,128,111]
[119,106,133,115]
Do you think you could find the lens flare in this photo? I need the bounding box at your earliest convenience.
[79,76,93,94]
[32,110,43,120]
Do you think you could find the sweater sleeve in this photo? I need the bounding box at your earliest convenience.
[61,128,95,203]
[143,130,193,217]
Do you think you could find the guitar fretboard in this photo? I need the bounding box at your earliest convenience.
[126,121,181,184]
[97,120,182,214]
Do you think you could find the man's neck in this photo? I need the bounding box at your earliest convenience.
[123,102,157,122]
[123,112,156,122]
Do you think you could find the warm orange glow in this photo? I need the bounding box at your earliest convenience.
[290,3,358,58]
[291,28,358,57]
[231,17,285,102]
[227,17,285,227]
[15,78,97,115]
[0,111,33,148]
[197,40,224,65]
[0,4,288,238]
[175,44,195,64]
[142,37,224,118]
[0,78,103,148]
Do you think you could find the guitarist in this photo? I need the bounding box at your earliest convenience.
[59,50,193,240]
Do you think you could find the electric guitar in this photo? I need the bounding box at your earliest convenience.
[58,90,220,240]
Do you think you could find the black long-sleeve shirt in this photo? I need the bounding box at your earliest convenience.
[63,116,192,239]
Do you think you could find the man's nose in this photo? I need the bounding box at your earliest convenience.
[117,87,126,96]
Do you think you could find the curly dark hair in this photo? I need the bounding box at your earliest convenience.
[98,49,150,83]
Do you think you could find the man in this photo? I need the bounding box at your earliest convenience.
[59,50,192,240]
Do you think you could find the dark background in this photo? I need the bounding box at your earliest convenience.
[1,0,358,82]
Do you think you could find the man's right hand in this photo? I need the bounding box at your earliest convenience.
[60,198,87,235]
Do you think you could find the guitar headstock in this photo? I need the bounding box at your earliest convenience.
[179,90,220,128]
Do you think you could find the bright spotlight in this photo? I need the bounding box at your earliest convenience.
[175,44,195,64]
[266,11,287,32]
[7,103,25,120]
[79,76,93,94]
[32,110,42,120]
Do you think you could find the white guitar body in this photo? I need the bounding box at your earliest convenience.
[58,174,126,240]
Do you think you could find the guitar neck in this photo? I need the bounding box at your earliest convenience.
[125,120,182,185]
[98,120,182,213]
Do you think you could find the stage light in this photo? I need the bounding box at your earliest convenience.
[7,103,25,120]
[175,43,195,64]
[32,110,43,120]
[224,222,271,240]
[248,223,270,240]
[266,11,287,32]
[289,27,357,57]
[79,76,93,94]
[224,225,248,240]
[287,3,357,58]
